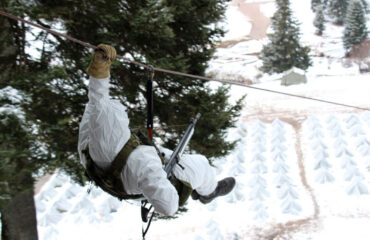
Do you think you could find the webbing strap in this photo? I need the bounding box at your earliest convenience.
[133,129,166,165]
[83,133,143,200]
[108,133,141,176]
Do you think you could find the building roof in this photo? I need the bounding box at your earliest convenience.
[283,67,306,76]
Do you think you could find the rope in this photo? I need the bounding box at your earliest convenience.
[131,124,188,132]
[1,10,369,111]
[0,10,148,68]
[141,204,155,240]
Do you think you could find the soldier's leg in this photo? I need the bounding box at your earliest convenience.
[172,154,218,196]
[172,153,236,204]
[122,145,179,216]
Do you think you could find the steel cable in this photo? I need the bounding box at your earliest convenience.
[1,10,369,111]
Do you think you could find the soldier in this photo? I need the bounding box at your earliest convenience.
[78,44,235,216]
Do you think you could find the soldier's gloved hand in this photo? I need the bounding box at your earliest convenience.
[86,44,117,79]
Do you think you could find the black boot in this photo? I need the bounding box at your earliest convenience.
[191,177,236,204]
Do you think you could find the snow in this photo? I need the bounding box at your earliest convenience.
[25,20,66,64]
[26,0,370,239]
[221,5,252,41]
[260,2,276,18]
[283,67,307,75]
[306,217,370,240]
[0,86,26,119]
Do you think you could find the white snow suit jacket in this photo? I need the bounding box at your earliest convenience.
[78,77,217,216]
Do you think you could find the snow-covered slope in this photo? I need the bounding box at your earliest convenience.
[35,112,370,240]
[34,0,370,239]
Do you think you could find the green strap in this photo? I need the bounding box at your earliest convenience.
[83,133,143,200]
[132,129,166,165]
[170,177,193,206]
[108,133,141,177]
[83,131,192,204]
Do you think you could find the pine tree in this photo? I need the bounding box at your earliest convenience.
[259,0,312,74]
[360,0,369,13]
[1,0,243,238]
[311,0,322,12]
[0,108,41,239]
[322,0,330,8]
[26,0,243,158]
[343,0,368,55]
[316,0,330,10]
[328,0,349,25]
[314,4,326,35]
[0,7,45,239]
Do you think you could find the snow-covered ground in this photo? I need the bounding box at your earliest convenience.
[32,0,370,239]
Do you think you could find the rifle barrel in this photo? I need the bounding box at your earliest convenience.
[164,113,201,177]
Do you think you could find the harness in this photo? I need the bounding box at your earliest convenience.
[83,68,194,240]
[82,133,143,200]
[82,130,192,204]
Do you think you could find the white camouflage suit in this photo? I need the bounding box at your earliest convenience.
[78,76,217,216]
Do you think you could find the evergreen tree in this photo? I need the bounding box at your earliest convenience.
[1,0,243,238]
[322,0,330,8]
[314,4,326,35]
[0,7,46,239]
[311,0,330,11]
[0,113,40,240]
[343,0,368,55]
[359,0,369,14]
[364,0,369,11]
[259,0,312,74]
[311,0,322,12]
[25,0,243,158]
[328,0,349,25]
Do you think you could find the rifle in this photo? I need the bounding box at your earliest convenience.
[141,113,201,239]
[164,113,201,178]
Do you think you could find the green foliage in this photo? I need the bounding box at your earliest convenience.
[157,85,245,159]
[311,0,323,12]
[360,0,369,13]
[259,0,312,74]
[343,0,368,54]
[314,4,326,35]
[0,113,35,210]
[328,0,349,25]
[322,0,330,9]
[2,0,242,187]
[0,84,55,211]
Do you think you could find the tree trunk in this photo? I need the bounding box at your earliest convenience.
[1,189,38,240]
[1,3,38,240]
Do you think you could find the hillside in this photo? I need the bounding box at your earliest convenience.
[33,0,370,239]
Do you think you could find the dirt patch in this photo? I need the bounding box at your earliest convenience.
[293,121,320,219]
[242,104,365,124]
[34,173,53,195]
[349,40,370,60]
[242,116,321,240]
[261,119,321,240]
[231,0,271,40]
[239,104,369,239]
[215,38,251,48]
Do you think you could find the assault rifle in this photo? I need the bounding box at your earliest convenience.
[141,113,201,239]
[164,113,201,178]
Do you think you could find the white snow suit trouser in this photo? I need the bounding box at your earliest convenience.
[121,145,217,216]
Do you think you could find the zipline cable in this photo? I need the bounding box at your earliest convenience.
[0,10,148,68]
[1,10,369,112]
